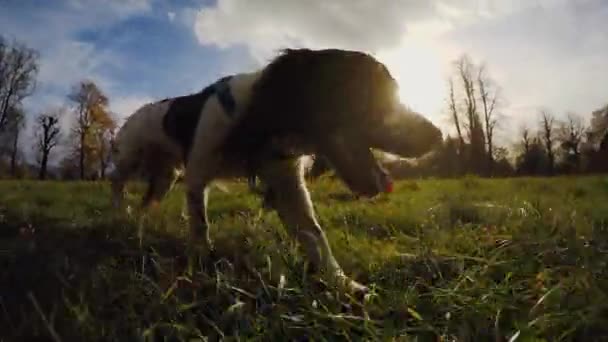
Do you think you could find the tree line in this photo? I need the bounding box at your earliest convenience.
[0,35,606,181]
[383,54,608,179]
[0,35,117,180]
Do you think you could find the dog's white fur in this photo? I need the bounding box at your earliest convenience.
[110,71,261,207]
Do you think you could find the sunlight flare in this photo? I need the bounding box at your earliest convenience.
[378,37,447,119]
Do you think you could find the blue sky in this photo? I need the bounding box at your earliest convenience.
[0,0,256,125]
[1,0,607,150]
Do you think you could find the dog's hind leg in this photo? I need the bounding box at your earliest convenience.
[141,156,178,209]
[109,149,140,210]
[256,156,368,295]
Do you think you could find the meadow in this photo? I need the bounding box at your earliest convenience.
[1,175,608,341]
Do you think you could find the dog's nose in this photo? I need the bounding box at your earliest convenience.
[373,168,393,195]
[385,180,394,193]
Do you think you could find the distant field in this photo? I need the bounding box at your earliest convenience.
[1,176,608,341]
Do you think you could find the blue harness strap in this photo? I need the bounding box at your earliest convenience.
[213,75,237,118]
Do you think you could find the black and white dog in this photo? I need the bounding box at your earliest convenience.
[110,48,443,294]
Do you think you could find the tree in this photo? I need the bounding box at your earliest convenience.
[515,126,547,176]
[588,104,608,147]
[492,146,514,176]
[67,80,112,180]
[583,104,608,172]
[477,63,501,175]
[557,113,586,173]
[0,106,25,177]
[34,109,62,180]
[459,56,485,171]
[448,54,487,175]
[539,109,556,175]
[8,108,24,177]
[435,135,461,177]
[0,35,39,132]
[447,78,465,155]
[520,126,531,156]
[91,112,116,179]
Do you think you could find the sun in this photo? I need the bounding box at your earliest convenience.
[378,39,447,118]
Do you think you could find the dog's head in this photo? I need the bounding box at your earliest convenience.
[318,106,442,198]
[229,48,442,197]
[310,52,442,198]
[365,104,443,158]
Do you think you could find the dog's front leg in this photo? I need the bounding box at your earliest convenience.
[109,155,139,210]
[184,158,217,253]
[182,99,235,252]
[257,157,368,295]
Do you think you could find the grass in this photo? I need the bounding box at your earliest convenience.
[1,175,608,341]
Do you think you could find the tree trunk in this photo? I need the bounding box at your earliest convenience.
[39,151,48,180]
[448,79,465,169]
[79,131,86,180]
[10,127,19,177]
[0,88,14,130]
[99,138,106,180]
[487,137,493,176]
[547,152,554,175]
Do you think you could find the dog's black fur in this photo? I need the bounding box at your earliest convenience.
[220,48,399,172]
[162,76,235,162]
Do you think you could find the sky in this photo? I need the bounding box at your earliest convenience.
[1,0,607,153]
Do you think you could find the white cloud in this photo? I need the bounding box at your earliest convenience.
[36,41,118,93]
[192,0,540,63]
[111,95,154,123]
[190,0,536,119]
[192,0,608,142]
[167,11,176,22]
[194,0,443,63]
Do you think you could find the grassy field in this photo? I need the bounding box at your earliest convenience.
[1,175,608,341]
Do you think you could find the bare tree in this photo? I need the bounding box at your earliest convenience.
[520,125,531,155]
[477,63,500,175]
[456,55,478,140]
[539,109,556,175]
[0,35,39,131]
[0,108,25,177]
[588,104,608,147]
[515,125,548,175]
[8,108,24,176]
[67,80,110,180]
[455,54,485,173]
[34,110,62,180]
[0,106,26,177]
[558,112,586,173]
[447,78,465,154]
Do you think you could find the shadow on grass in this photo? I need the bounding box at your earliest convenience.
[0,211,378,341]
[0,212,194,337]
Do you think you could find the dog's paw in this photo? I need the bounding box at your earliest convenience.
[330,272,370,301]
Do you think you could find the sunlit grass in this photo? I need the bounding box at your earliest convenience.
[1,175,607,340]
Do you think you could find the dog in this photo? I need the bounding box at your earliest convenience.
[110,48,443,294]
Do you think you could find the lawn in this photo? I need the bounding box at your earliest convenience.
[1,175,608,341]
